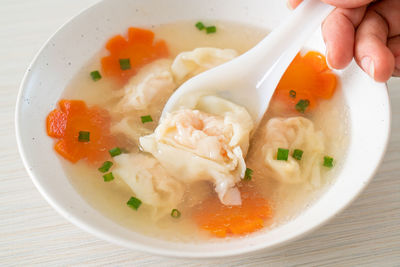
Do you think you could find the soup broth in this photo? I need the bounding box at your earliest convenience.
[54,21,348,242]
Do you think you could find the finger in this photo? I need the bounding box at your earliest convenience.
[322,0,374,9]
[288,0,303,9]
[388,36,400,76]
[288,0,373,9]
[355,10,395,82]
[367,0,400,78]
[322,7,366,69]
[371,0,400,38]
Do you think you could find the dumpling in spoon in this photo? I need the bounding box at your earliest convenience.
[140,96,253,205]
[262,117,325,187]
[171,47,238,84]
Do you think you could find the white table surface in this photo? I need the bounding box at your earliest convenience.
[1,0,399,266]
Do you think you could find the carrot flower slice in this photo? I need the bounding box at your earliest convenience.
[46,100,116,164]
[101,27,169,85]
[46,109,67,138]
[192,188,273,237]
[271,51,337,113]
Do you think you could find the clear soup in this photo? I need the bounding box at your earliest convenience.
[50,21,348,242]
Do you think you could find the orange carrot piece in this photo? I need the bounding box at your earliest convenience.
[105,35,129,53]
[46,100,116,165]
[314,72,337,99]
[272,51,337,113]
[46,109,67,138]
[128,27,154,45]
[101,27,169,85]
[59,99,87,115]
[54,139,85,163]
[229,216,264,235]
[303,51,328,73]
[192,188,273,238]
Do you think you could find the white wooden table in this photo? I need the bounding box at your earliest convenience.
[1,0,399,265]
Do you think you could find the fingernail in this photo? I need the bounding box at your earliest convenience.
[325,44,334,70]
[361,57,375,78]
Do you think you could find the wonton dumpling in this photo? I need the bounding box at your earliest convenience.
[171,48,238,84]
[110,116,153,144]
[117,59,176,112]
[139,96,253,205]
[262,117,325,187]
[113,153,184,218]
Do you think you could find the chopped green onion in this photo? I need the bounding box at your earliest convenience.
[292,149,303,160]
[195,21,205,30]
[141,115,153,123]
[289,90,296,98]
[323,156,334,168]
[206,26,217,34]
[119,58,131,70]
[277,148,289,161]
[90,70,102,81]
[109,147,122,157]
[295,99,310,113]
[78,131,90,142]
[98,161,113,173]
[127,197,142,210]
[171,209,181,218]
[103,172,114,182]
[244,168,253,181]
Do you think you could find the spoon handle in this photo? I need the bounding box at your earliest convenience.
[245,0,335,125]
[161,0,335,125]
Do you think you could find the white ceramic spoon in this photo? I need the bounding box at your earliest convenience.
[162,0,334,127]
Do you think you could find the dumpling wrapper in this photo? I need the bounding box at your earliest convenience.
[262,117,325,187]
[113,153,185,219]
[111,48,240,145]
[111,59,176,143]
[171,47,238,84]
[140,96,254,205]
[110,116,153,145]
[116,59,176,112]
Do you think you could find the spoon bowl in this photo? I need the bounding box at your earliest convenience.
[162,0,334,127]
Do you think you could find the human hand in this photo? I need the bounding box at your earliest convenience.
[289,0,400,82]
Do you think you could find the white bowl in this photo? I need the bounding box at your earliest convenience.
[15,0,390,258]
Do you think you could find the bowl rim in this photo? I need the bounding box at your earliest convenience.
[15,0,391,258]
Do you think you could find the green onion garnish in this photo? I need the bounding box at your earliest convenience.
[244,168,253,181]
[171,209,181,218]
[98,161,113,173]
[292,149,303,160]
[277,148,289,161]
[195,21,205,30]
[109,147,122,157]
[78,131,90,142]
[323,156,334,168]
[206,26,217,34]
[141,115,153,123]
[103,172,114,182]
[127,197,142,210]
[119,58,131,70]
[90,70,102,81]
[295,99,310,113]
[289,90,296,98]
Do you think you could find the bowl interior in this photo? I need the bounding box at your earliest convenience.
[16,0,390,258]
